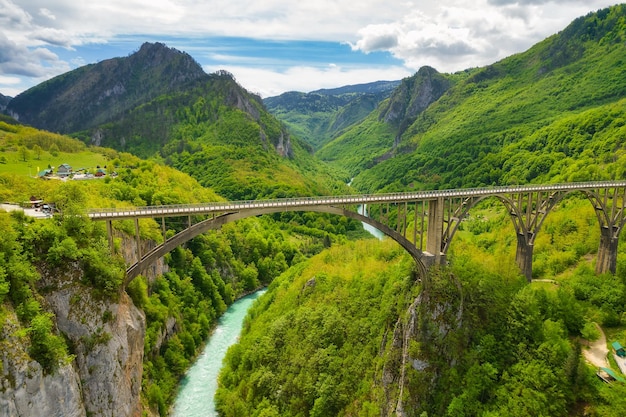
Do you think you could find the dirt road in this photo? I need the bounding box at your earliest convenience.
[583,323,608,368]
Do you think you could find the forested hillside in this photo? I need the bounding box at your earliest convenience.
[4,43,347,201]
[216,5,626,417]
[313,5,626,193]
[0,122,366,415]
[6,42,207,134]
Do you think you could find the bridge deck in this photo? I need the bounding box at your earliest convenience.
[87,180,626,220]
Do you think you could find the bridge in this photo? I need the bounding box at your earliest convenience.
[88,181,626,285]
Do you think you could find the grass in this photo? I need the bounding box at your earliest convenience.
[0,150,111,177]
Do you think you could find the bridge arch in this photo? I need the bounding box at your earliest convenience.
[439,187,626,281]
[124,206,429,286]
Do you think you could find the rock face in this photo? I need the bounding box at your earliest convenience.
[0,262,146,417]
[41,267,146,417]
[382,273,465,416]
[0,311,86,417]
[379,66,451,135]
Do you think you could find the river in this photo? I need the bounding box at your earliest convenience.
[171,289,267,417]
[358,204,385,240]
[171,204,379,415]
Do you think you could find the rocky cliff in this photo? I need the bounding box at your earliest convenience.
[382,272,465,416]
[0,260,146,417]
[378,66,451,137]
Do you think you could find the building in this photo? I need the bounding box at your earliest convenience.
[612,341,626,358]
[57,163,72,177]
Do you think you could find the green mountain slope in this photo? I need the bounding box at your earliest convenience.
[316,66,456,176]
[0,122,364,415]
[320,5,626,192]
[4,43,347,200]
[6,42,207,134]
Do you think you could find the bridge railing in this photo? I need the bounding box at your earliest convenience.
[87,180,626,220]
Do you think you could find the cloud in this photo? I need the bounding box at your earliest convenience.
[352,24,399,52]
[350,1,615,73]
[0,0,620,96]
[39,8,56,20]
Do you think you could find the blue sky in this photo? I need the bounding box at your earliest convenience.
[0,0,619,98]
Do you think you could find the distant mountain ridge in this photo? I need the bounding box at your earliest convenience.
[310,80,400,96]
[263,80,400,149]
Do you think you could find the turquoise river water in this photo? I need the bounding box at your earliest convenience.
[172,289,267,417]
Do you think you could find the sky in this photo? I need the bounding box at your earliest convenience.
[0,0,619,98]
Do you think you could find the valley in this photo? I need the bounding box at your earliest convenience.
[2,4,626,417]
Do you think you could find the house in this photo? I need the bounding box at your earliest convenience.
[95,168,106,177]
[37,168,52,178]
[57,163,72,177]
[612,341,626,358]
[597,367,626,384]
[26,196,43,208]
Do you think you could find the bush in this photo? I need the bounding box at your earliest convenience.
[29,312,69,374]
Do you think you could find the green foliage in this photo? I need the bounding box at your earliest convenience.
[28,312,70,374]
[216,240,417,416]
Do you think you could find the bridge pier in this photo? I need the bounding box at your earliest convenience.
[426,197,445,264]
[515,234,534,282]
[596,227,618,274]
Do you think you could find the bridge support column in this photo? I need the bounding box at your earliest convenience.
[106,220,114,254]
[134,218,142,263]
[596,227,618,274]
[515,233,534,282]
[427,197,445,264]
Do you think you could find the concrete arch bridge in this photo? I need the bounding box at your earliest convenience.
[87,181,626,286]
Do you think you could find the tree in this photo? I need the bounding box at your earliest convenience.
[49,143,60,157]
[18,146,30,162]
[32,144,43,160]
[29,312,69,374]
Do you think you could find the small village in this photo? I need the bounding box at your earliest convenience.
[1,163,117,217]
[37,162,114,180]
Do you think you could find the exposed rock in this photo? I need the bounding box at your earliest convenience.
[382,271,465,416]
[275,131,293,158]
[0,310,86,417]
[379,66,451,136]
[38,264,145,417]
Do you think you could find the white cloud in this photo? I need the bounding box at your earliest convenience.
[0,0,621,96]
[39,8,56,20]
[351,0,617,73]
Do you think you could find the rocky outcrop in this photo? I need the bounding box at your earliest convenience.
[0,259,146,417]
[40,267,145,417]
[0,310,86,417]
[382,271,465,416]
[379,66,451,137]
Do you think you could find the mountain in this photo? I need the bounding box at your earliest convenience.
[0,92,10,112]
[263,80,400,149]
[321,5,626,193]
[316,66,453,174]
[6,42,207,134]
[3,42,346,200]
